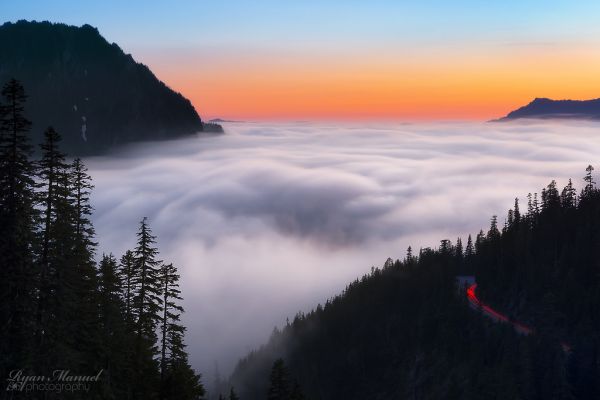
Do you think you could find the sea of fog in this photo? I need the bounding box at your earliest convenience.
[87,120,600,379]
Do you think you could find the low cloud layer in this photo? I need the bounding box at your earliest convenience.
[87,120,600,379]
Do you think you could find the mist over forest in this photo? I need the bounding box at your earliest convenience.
[86,120,600,377]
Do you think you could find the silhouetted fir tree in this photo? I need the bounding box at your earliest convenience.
[36,126,83,372]
[0,78,37,378]
[455,237,463,260]
[507,209,514,228]
[159,262,184,378]
[514,197,521,224]
[119,249,137,323]
[117,249,138,398]
[475,229,485,246]
[267,359,291,400]
[132,217,163,398]
[487,215,500,239]
[561,179,577,209]
[0,80,203,400]
[545,180,561,211]
[160,332,205,400]
[406,245,413,260]
[98,253,128,398]
[465,234,474,257]
[69,157,102,373]
[133,217,163,341]
[583,165,595,196]
[440,239,452,254]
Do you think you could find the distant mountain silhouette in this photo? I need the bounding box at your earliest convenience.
[0,20,220,155]
[498,97,600,121]
[209,118,244,123]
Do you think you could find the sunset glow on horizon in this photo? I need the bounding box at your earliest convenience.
[5,0,600,121]
[152,43,600,121]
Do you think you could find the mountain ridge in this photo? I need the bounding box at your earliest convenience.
[0,20,219,155]
[497,97,600,121]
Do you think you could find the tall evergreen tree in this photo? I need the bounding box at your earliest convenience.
[455,237,463,261]
[561,179,577,209]
[131,217,163,398]
[583,164,595,196]
[513,197,521,224]
[98,253,129,398]
[0,78,37,377]
[465,234,474,257]
[69,157,101,372]
[119,249,137,324]
[158,261,205,399]
[160,331,205,400]
[267,359,291,400]
[159,262,185,378]
[35,126,80,372]
[487,216,500,239]
[405,246,413,263]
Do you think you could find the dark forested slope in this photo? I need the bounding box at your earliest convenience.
[0,20,214,155]
[230,168,600,400]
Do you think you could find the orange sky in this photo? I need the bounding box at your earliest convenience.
[9,1,600,121]
[144,43,600,121]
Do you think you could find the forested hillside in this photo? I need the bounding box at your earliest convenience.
[0,79,205,399]
[0,20,221,156]
[230,167,600,400]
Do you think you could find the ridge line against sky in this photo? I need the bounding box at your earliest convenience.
[3,0,600,121]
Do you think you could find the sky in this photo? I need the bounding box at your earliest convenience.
[3,1,600,117]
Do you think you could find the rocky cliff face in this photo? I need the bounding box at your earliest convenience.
[0,20,206,155]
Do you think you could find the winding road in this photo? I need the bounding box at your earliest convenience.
[465,283,571,353]
[466,283,532,335]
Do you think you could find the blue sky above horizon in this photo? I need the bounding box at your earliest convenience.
[3,1,600,119]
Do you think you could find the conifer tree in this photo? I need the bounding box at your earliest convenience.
[36,126,80,371]
[561,179,577,209]
[583,164,595,196]
[475,230,485,253]
[159,262,184,378]
[267,359,291,400]
[133,217,163,347]
[544,180,560,210]
[119,249,137,323]
[131,217,163,397]
[405,246,413,263]
[465,235,474,257]
[513,197,521,224]
[98,253,128,398]
[487,216,500,239]
[69,157,101,371]
[158,261,205,399]
[533,192,539,214]
[160,331,205,400]
[507,209,514,228]
[0,78,37,377]
[455,237,463,260]
[439,239,452,254]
